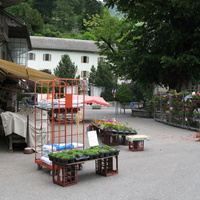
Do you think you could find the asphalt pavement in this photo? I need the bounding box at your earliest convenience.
[1,106,200,200]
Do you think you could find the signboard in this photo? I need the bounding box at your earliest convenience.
[87,130,99,147]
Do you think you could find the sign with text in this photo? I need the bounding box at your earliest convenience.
[87,130,99,147]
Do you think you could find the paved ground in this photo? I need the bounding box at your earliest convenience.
[1,106,200,200]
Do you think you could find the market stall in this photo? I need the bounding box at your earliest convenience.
[0,59,57,151]
[1,107,50,151]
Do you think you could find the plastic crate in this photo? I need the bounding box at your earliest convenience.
[102,132,120,146]
[95,156,118,177]
[121,135,129,146]
[129,140,144,151]
[52,163,78,187]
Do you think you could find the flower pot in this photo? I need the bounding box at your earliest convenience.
[87,154,94,160]
[55,157,62,164]
[114,150,120,156]
[99,153,104,158]
[109,151,115,156]
[23,147,33,154]
[68,158,75,163]
[129,131,137,135]
[48,155,53,161]
[62,159,69,164]
[93,154,100,159]
[75,154,90,161]
[118,130,124,134]
[125,131,130,135]
[104,152,110,157]
[111,130,117,134]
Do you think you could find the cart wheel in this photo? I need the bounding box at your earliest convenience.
[78,164,83,170]
[37,164,43,170]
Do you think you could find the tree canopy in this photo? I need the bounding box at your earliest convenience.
[5,0,104,38]
[93,0,200,91]
[5,3,44,33]
[30,0,55,23]
[54,54,77,78]
[115,84,133,103]
[89,61,117,101]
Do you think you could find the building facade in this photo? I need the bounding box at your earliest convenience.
[28,36,105,79]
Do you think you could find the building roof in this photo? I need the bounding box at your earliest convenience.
[30,36,100,53]
[0,9,32,50]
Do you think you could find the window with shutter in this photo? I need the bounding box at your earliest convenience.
[28,53,35,60]
[81,56,89,63]
[43,54,51,61]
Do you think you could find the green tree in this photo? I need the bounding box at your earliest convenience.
[89,65,97,86]
[103,0,200,91]
[6,0,104,37]
[89,62,117,101]
[84,9,122,49]
[30,0,55,23]
[76,0,104,31]
[95,62,116,88]
[115,84,133,103]
[54,54,77,78]
[84,9,129,80]
[5,3,44,33]
[52,0,79,32]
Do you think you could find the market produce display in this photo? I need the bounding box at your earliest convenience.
[48,145,120,165]
[91,118,137,133]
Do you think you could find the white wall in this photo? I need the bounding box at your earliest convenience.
[90,86,104,97]
[27,49,103,77]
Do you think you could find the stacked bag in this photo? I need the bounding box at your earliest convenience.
[40,143,83,165]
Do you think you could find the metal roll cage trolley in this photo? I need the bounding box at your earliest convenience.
[34,78,86,174]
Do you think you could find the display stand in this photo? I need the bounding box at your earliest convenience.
[52,162,78,187]
[95,156,118,176]
[126,135,150,151]
[52,155,118,187]
[34,78,86,171]
[129,140,144,151]
[90,123,137,146]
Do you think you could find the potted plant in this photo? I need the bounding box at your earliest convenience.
[98,149,110,157]
[48,152,54,161]
[109,148,118,156]
[90,146,101,150]
[61,154,75,164]
[66,154,76,163]
[83,149,99,159]
[54,152,64,164]
[102,145,111,150]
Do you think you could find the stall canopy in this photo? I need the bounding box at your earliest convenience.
[38,95,110,108]
[0,59,57,82]
[75,95,110,107]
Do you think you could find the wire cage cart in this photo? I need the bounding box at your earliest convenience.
[34,78,86,172]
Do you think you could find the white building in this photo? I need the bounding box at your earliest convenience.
[28,36,105,79]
